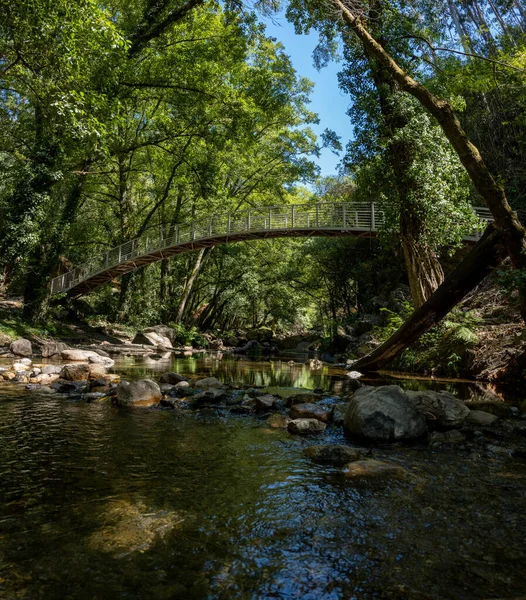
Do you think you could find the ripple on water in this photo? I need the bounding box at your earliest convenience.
[0,366,525,599]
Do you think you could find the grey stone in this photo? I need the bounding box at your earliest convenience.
[10,339,32,357]
[194,377,223,389]
[42,365,63,375]
[160,372,186,384]
[287,419,327,434]
[332,403,349,426]
[289,403,331,423]
[344,385,427,441]
[61,349,100,361]
[193,387,226,404]
[267,414,290,428]
[116,379,162,407]
[88,355,115,368]
[406,390,470,429]
[303,444,363,465]
[466,410,499,427]
[255,394,280,412]
[41,341,68,358]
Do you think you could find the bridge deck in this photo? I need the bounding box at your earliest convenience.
[50,202,492,296]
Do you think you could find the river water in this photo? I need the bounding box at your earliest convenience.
[0,355,525,599]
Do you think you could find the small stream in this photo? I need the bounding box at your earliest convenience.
[0,354,525,599]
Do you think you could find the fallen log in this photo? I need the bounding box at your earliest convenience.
[354,224,508,371]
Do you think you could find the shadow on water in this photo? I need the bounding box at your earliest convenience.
[0,356,525,598]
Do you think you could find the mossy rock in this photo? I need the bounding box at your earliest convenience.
[246,327,274,342]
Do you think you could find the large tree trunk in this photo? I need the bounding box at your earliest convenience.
[333,0,526,320]
[401,228,445,308]
[364,22,445,308]
[354,224,507,371]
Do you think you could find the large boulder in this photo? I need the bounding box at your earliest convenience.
[10,338,32,357]
[405,390,470,429]
[116,379,161,407]
[61,349,100,361]
[144,325,176,343]
[132,329,173,348]
[289,403,331,423]
[61,363,91,381]
[344,385,427,441]
[303,444,363,466]
[41,341,68,358]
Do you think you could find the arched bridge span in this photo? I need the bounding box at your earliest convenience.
[50,202,492,297]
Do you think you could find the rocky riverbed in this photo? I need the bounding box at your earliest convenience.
[2,337,526,468]
[1,342,526,599]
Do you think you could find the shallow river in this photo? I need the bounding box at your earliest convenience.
[0,355,525,599]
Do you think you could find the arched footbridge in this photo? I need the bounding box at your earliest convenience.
[51,201,493,297]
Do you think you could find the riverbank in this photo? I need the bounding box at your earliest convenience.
[2,271,526,384]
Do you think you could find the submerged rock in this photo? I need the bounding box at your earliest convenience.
[194,377,223,389]
[303,444,363,466]
[267,414,290,429]
[344,385,427,441]
[116,379,162,407]
[286,392,323,407]
[406,390,470,429]
[343,459,407,479]
[287,418,326,435]
[289,403,331,423]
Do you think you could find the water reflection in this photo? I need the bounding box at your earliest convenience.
[0,359,525,598]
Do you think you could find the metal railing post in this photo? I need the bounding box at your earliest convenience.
[247,210,251,232]
[316,204,319,227]
[227,214,231,234]
[371,203,376,231]
[291,205,295,228]
[209,217,213,236]
[342,204,346,228]
[268,209,272,230]
[191,221,195,241]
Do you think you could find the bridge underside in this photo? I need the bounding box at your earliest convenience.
[64,228,376,296]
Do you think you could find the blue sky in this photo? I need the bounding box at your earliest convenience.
[262,13,354,177]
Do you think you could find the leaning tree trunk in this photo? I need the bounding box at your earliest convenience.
[333,0,526,320]
[354,224,507,370]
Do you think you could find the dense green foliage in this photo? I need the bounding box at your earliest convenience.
[1,0,525,356]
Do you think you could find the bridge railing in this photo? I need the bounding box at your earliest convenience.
[50,201,492,296]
